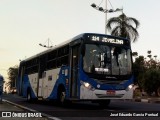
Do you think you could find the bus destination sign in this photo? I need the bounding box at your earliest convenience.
[89,35,124,45]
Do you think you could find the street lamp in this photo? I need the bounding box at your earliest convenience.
[39,38,54,48]
[91,0,123,34]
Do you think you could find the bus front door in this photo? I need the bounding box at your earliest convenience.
[70,45,80,98]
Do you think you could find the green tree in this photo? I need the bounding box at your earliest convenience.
[106,13,140,42]
[147,50,152,59]
[133,51,160,96]
[133,56,145,89]
[6,65,18,90]
[144,69,160,96]
[132,52,138,57]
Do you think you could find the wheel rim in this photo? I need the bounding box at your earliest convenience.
[27,92,30,100]
[60,92,65,103]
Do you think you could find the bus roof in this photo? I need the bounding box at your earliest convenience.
[21,33,129,63]
[71,33,129,41]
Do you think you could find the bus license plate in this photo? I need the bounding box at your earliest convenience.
[106,90,115,95]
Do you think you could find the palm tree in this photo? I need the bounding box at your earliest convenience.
[106,13,140,42]
[147,50,151,55]
[132,52,138,57]
[147,50,152,59]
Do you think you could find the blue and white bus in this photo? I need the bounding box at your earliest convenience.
[17,33,134,106]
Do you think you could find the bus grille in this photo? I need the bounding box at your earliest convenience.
[94,79,128,85]
[96,94,124,98]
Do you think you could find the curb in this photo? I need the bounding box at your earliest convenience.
[134,98,160,103]
[141,99,149,103]
[134,98,141,102]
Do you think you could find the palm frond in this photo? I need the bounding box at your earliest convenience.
[106,17,121,31]
[127,17,140,29]
[106,13,140,43]
[111,26,121,37]
[127,25,139,42]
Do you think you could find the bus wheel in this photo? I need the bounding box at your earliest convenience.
[27,90,32,102]
[98,100,110,108]
[57,88,65,105]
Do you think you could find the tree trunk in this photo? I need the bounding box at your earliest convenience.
[157,87,160,97]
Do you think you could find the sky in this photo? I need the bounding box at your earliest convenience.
[0,0,160,79]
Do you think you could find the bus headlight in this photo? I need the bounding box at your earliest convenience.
[126,84,134,91]
[84,82,90,88]
[81,81,95,91]
[128,85,133,89]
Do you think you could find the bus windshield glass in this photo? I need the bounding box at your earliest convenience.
[83,44,132,75]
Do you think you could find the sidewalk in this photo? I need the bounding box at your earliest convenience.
[0,100,46,120]
[134,96,160,103]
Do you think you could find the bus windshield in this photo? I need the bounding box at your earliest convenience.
[83,44,132,76]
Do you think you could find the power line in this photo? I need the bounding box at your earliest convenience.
[108,0,114,9]
[98,0,104,6]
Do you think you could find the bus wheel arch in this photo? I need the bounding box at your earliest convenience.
[57,84,66,105]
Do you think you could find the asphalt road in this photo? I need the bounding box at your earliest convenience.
[2,94,160,120]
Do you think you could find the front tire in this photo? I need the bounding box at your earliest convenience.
[57,87,66,105]
[27,90,32,102]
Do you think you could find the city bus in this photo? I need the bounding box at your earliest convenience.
[17,33,134,106]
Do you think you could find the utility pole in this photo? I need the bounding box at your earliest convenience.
[105,0,107,34]
[39,38,54,48]
[91,0,123,34]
